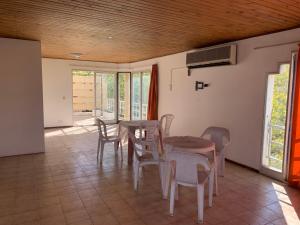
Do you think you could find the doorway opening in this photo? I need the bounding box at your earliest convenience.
[72,70,95,126]
[72,70,117,126]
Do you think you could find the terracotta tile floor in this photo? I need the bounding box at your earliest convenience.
[0,126,299,225]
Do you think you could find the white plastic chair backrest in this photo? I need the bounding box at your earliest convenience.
[96,118,108,140]
[130,122,160,160]
[128,131,144,158]
[139,122,159,143]
[167,151,210,185]
[201,127,230,152]
[159,114,175,138]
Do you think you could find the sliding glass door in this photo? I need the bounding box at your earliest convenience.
[72,69,151,125]
[261,62,295,180]
[131,71,151,120]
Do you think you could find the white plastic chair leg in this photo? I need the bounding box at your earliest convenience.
[170,180,176,216]
[208,170,214,207]
[139,167,143,178]
[119,141,123,161]
[214,165,218,196]
[158,162,165,194]
[133,162,139,191]
[219,153,225,177]
[175,183,179,200]
[159,161,171,196]
[100,142,105,164]
[197,184,204,223]
[114,141,118,154]
[162,163,171,199]
[97,139,101,160]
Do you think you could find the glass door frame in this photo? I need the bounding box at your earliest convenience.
[284,52,297,180]
[260,54,296,181]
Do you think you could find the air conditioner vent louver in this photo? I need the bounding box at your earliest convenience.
[186,44,237,69]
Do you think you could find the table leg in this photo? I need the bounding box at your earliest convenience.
[127,127,136,165]
[128,137,133,165]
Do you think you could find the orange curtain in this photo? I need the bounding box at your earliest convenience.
[147,64,158,120]
[289,46,300,188]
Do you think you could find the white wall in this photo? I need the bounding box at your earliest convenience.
[42,58,120,127]
[129,28,300,170]
[0,38,44,157]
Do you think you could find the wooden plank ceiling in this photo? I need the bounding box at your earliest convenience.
[0,0,300,63]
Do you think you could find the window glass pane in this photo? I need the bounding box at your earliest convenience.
[95,72,116,121]
[118,73,131,120]
[132,73,141,120]
[142,72,151,120]
[95,74,101,110]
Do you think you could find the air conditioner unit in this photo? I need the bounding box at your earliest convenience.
[186,44,237,71]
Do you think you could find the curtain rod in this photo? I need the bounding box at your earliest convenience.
[254,40,299,50]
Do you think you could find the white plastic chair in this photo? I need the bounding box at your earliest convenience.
[201,127,230,176]
[96,118,123,163]
[159,114,175,139]
[129,122,164,191]
[168,151,214,223]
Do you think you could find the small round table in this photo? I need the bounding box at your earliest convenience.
[164,136,215,153]
[162,136,218,199]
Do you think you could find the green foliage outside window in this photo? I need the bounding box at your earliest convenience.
[119,75,126,101]
[269,64,290,170]
[105,74,115,98]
